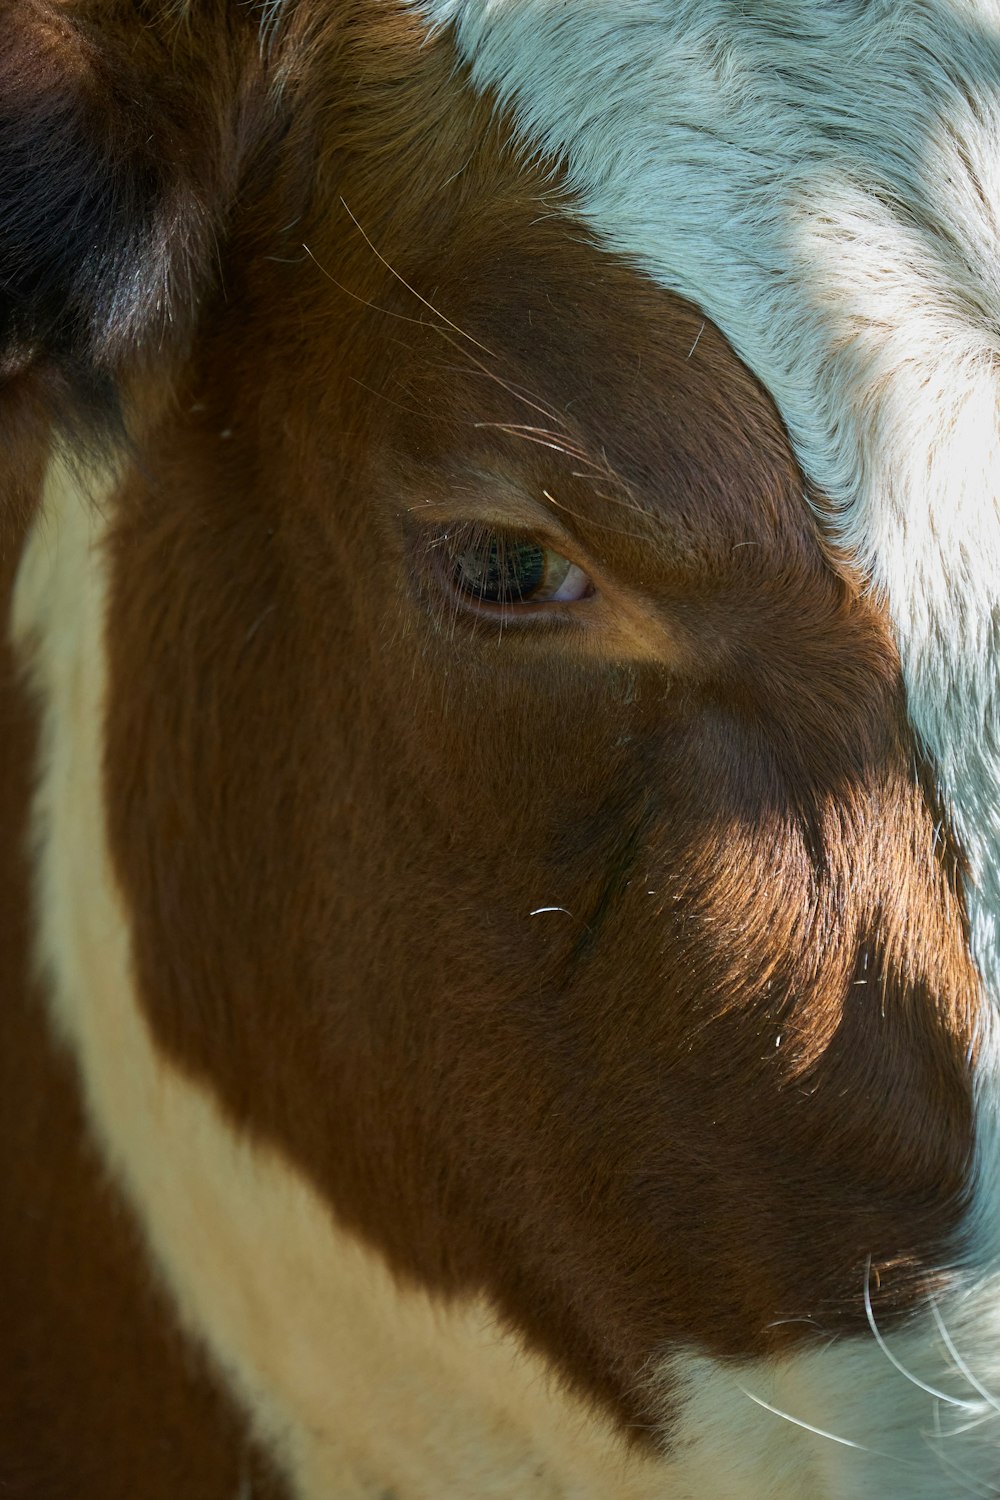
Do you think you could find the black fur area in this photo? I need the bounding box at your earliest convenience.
[0,3,232,423]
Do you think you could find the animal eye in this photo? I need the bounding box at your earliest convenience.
[443,526,592,607]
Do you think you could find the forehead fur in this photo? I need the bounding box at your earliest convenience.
[412,0,1000,553]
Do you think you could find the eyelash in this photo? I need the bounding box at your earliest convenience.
[432,523,593,612]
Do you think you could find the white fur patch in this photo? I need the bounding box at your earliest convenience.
[662,1315,1000,1499]
[15,454,1000,1497]
[10,458,673,1496]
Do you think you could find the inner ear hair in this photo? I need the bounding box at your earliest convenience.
[0,1,270,436]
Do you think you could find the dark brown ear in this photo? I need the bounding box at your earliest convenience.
[0,1,264,427]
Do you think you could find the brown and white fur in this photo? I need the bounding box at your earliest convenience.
[2,3,1000,1496]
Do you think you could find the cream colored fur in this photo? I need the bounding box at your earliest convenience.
[11,456,672,1497]
[17,455,998,1500]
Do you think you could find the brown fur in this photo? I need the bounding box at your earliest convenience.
[0,448,290,1494]
[0,1,984,1489]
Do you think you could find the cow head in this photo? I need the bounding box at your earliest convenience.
[4,3,1000,1495]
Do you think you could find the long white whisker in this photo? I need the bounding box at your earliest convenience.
[435,346,563,426]
[930,1298,1000,1417]
[339,199,496,357]
[736,1384,917,1467]
[474,423,583,461]
[475,424,651,515]
[302,243,439,333]
[541,489,653,545]
[347,375,435,421]
[444,364,564,425]
[928,1434,1000,1497]
[863,1256,976,1410]
[475,422,590,459]
[926,1407,1000,1499]
[467,422,655,540]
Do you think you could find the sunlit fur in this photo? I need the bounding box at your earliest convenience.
[12,462,669,1498]
[14,456,996,1496]
[413,0,1000,1031]
[3,3,999,1497]
[414,0,1000,1476]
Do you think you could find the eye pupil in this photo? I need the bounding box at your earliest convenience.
[453,535,547,603]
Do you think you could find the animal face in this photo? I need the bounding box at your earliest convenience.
[3,3,1000,1495]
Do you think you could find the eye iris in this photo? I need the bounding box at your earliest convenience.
[453,535,547,603]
